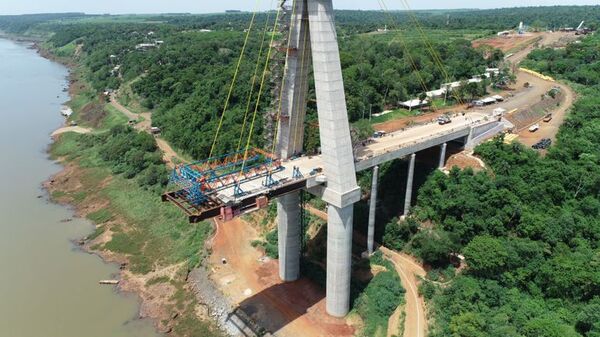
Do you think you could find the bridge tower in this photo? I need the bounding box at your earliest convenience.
[276,0,361,317]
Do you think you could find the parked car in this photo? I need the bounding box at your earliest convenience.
[437,115,452,125]
[543,114,553,122]
[373,131,386,138]
[529,124,540,132]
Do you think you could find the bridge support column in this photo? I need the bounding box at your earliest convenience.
[277,191,302,282]
[367,166,379,255]
[326,204,354,317]
[404,153,416,216]
[307,0,361,318]
[439,143,448,169]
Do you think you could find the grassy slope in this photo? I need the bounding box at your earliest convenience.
[50,131,223,336]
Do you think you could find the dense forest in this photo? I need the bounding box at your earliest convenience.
[1,6,597,159]
[382,33,600,337]
[7,11,500,158]
[3,6,600,36]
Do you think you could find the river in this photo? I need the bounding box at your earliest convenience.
[0,39,161,337]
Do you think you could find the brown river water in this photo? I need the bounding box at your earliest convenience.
[0,38,161,337]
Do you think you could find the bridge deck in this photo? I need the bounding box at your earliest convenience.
[164,111,497,222]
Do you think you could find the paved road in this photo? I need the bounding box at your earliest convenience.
[356,112,489,161]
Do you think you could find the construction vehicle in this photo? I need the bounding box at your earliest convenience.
[532,138,552,150]
[576,21,593,35]
[518,22,525,35]
[529,124,540,132]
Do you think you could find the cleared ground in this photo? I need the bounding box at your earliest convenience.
[209,218,355,337]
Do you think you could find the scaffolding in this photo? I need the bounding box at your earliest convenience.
[169,148,284,207]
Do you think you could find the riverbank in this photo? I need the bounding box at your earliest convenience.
[30,35,225,336]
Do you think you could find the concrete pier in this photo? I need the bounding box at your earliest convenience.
[326,204,354,317]
[439,143,448,169]
[367,166,379,254]
[404,153,416,216]
[277,191,302,281]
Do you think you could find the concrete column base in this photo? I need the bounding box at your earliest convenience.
[277,191,302,282]
[326,204,354,317]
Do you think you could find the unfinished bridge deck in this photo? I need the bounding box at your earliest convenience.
[164,111,497,222]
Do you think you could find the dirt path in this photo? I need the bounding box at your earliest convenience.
[109,93,138,121]
[210,218,354,337]
[380,247,427,337]
[305,205,327,221]
[109,93,185,167]
[51,126,92,137]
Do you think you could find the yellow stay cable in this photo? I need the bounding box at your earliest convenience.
[290,23,310,154]
[236,4,275,156]
[208,0,261,159]
[240,2,285,174]
[270,0,299,156]
[377,0,432,106]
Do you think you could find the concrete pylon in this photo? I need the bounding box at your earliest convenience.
[276,0,311,160]
[277,191,302,281]
[367,166,379,255]
[275,0,361,317]
[404,153,416,216]
[439,143,448,169]
[308,0,361,318]
[276,0,310,283]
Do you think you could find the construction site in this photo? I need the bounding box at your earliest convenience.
[154,1,579,336]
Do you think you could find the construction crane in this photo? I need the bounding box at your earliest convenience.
[576,21,592,35]
[518,21,525,35]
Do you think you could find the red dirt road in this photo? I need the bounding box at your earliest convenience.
[381,247,427,337]
[210,218,354,337]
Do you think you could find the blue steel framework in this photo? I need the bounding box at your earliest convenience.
[169,148,284,207]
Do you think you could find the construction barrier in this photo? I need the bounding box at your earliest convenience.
[519,67,555,82]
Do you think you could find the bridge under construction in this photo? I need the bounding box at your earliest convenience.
[163,0,509,317]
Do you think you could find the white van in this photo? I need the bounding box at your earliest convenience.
[528,124,540,132]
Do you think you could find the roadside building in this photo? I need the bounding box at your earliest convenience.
[399,98,430,111]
